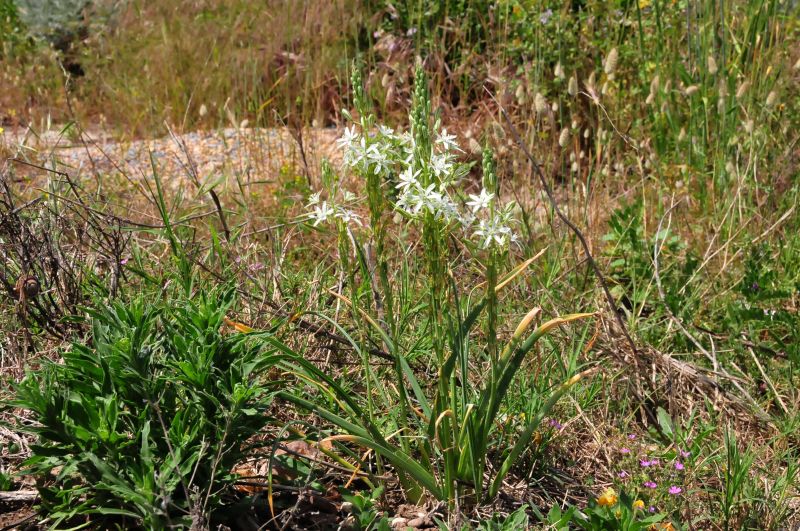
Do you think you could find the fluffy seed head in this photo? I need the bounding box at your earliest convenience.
[558,127,570,148]
[707,55,718,75]
[554,62,565,80]
[568,76,579,96]
[766,90,778,108]
[736,81,750,99]
[534,92,549,115]
[604,47,619,75]
[684,85,699,96]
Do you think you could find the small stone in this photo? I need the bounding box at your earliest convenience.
[390,517,408,529]
[407,516,432,528]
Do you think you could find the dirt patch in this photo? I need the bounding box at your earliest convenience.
[2,126,341,191]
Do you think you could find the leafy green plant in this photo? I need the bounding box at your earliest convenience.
[274,68,597,509]
[569,489,669,531]
[720,429,755,530]
[340,486,391,530]
[8,289,283,529]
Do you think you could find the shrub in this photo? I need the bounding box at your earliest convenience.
[9,289,283,529]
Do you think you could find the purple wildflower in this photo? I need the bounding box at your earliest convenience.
[539,9,553,25]
[680,449,691,459]
[649,506,657,513]
[618,470,629,479]
[651,458,661,467]
[620,447,631,454]
[640,459,653,467]
[668,486,682,495]
[643,481,657,489]
[675,461,685,470]
[548,419,563,430]
[120,258,129,265]
[628,434,637,440]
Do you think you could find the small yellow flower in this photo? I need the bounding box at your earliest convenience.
[597,487,618,506]
[633,499,645,510]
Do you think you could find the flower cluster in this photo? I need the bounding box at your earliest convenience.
[328,117,518,251]
[608,433,692,521]
[306,190,362,228]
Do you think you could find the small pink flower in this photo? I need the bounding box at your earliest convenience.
[668,486,682,495]
[619,470,629,479]
[120,258,129,265]
[649,506,657,513]
[620,447,631,454]
[651,458,661,466]
[680,449,691,459]
[643,481,657,489]
[675,461,685,470]
[628,434,637,440]
[640,459,653,467]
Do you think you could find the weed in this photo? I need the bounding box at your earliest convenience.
[7,289,284,528]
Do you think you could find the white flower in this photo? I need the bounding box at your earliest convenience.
[343,135,370,168]
[466,189,495,213]
[367,144,390,175]
[436,128,462,152]
[334,207,362,226]
[397,167,421,193]
[430,152,453,178]
[306,191,321,206]
[472,206,517,250]
[377,124,396,138]
[337,126,359,152]
[310,201,334,226]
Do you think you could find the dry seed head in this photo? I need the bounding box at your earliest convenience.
[736,81,750,99]
[766,90,778,107]
[685,85,699,96]
[601,81,610,95]
[571,119,578,129]
[744,120,754,134]
[717,97,726,114]
[198,104,208,117]
[707,55,718,75]
[571,161,579,173]
[725,161,736,175]
[584,128,590,139]
[534,92,549,115]
[558,127,570,148]
[554,62,565,80]
[646,93,655,105]
[604,47,619,75]
[552,102,559,112]
[468,138,482,155]
[650,75,660,95]
[678,128,686,142]
[794,57,800,70]
[381,72,391,88]
[587,72,597,90]
[568,75,579,96]
[515,84,526,105]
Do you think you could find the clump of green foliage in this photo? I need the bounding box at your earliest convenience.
[9,289,283,528]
